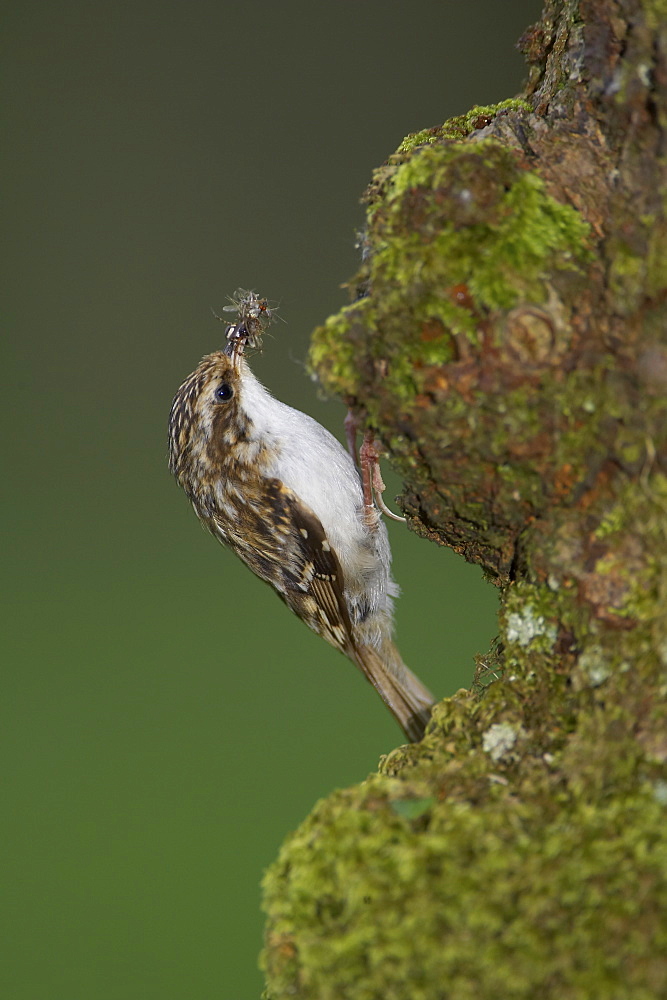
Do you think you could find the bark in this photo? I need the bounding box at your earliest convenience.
[262,2,667,997]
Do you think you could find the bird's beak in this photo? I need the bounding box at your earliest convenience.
[223,323,246,367]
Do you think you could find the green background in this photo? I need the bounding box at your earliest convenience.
[4,2,538,997]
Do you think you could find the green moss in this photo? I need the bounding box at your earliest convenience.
[607,238,647,313]
[646,215,667,296]
[383,144,591,311]
[308,302,369,400]
[262,712,667,999]
[396,99,533,153]
[606,205,667,308]
[310,139,590,412]
[581,473,667,626]
[641,0,667,31]
[595,503,627,539]
[499,581,563,658]
[263,575,667,998]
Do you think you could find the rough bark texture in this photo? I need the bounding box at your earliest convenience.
[261,2,667,997]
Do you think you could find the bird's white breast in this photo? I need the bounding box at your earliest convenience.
[237,363,392,598]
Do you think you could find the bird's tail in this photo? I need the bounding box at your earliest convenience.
[352,639,435,742]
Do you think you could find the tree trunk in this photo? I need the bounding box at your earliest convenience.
[262,2,667,996]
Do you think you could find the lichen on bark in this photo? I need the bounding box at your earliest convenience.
[261,1,667,996]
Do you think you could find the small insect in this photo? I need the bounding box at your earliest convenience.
[222,286,276,323]
[212,288,280,363]
[223,287,277,343]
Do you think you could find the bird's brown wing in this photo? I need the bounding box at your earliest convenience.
[208,474,434,741]
[208,476,355,657]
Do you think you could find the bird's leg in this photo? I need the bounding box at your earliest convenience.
[348,411,407,526]
[359,431,407,527]
[359,430,377,528]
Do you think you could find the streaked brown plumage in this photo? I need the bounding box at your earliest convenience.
[168,308,435,741]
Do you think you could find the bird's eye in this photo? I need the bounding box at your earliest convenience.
[215,383,234,402]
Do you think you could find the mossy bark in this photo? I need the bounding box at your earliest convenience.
[262,2,667,997]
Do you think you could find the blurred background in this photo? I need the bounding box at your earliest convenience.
[3,1,539,996]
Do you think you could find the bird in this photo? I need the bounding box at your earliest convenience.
[168,293,435,741]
